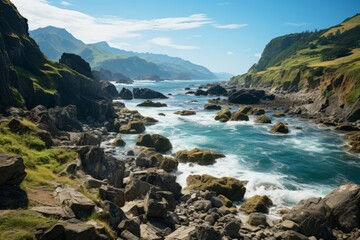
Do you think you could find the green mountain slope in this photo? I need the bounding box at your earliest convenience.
[230,14,360,120]
[30,27,216,80]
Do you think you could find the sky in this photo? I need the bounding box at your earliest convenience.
[11,0,360,75]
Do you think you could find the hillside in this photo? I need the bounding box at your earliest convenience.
[230,14,360,121]
[30,26,217,80]
[0,0,114,120]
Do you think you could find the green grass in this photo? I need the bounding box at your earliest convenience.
[0,210,57,240]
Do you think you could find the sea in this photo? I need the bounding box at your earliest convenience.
[113,79,360,215]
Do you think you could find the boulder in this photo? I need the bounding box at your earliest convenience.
[230,111,249,121]
[59,53,93,79]
[273,112,286,117]
[236,106,253,115]
[175,148,225,166]
[255,115,272,124]
[240,195,273,214]
[0,185,28,209]
[119,87,133,100]
[249,108,265,115]
[194,225,221,240]
[247,212,268,226]
[204,104,221,110]
[0,153,27,185]
[64,222,98,240]
[125,178,154,201]
[102,200,127,229]
[112,136,126,147]
[159,156,178,172]
[174,110,196,116]
[133,88,168,99]
[270,122,289,134]
[278,230,308,240]
[137,100,167,107]
[99,80,118,99]
[185,174,246,201]
[228,89,265,104]
[136,134,172,152]
[194,89,207,96]
[281,220,299,231]
[76,132,101,146]
[48,105,83,132]
[99,185,125,207]
[144,189,169,218]
[206,85,227,96]
[345,131,360,153]
[118,219,141,238]
[335,124,360,131]
[53,185,95,219]
[223,221,241,238]
[120,121,146,134]
[40,224,66,240]
[165,226,196,240]
[78,146,125,187]
[32,206,75,219]
[34,129,54,148]
[214,108,232,122]
[7,118,31,134]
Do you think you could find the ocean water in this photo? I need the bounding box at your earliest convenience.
[114,79,360,214]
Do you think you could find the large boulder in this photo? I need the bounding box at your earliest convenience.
[125,178,154,201]
[7,118,31,134]
[214,108,232,122]
[48,105,83,132]
[240,195,273,214]
[120,121,146,134]
[59,53,93,79]
[144,188,169,218]
[137,100,167,107]
[230,111,249,121]
[0,153,26,185]
[270,122,289,134]
[194,89,207,96]
[133,88,168,99]
[206,85,227,96]
[158,156,178,172]
[255,115,272,124]
[228,89,265,104]
[99,80,118,99]
[175,148,225,166]
[185,174,246,201]
[174,110,196,116]
[78,146,125,187]
[204,104,221,110]
[247,212,268,226]
[118,87,133,100]
[99,185,125,207]
[76,132,101,146]
[136,134,172,152]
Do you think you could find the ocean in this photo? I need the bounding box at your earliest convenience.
[113,79,360,215]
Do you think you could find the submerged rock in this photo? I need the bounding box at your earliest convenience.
[206,85,227,96]
[174,110,196,116]
[133,88,168,99]
[255,114,272,124]
[273,112,286,117]
[215,108,232,122]
[270,122,289,134]
[175,148,225,166]
[204,104,221,110]
[137,100,167,107]
[230,111,249,121]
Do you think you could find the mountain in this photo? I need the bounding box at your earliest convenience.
[230,14,360,121]
[30,26,217,80]
[0,0,114,120]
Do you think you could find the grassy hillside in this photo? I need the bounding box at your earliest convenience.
[230,14,360,104]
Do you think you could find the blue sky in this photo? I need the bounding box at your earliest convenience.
[12,0,359,75]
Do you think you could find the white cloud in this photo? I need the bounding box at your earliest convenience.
[213,23,248,29]
[285,22,311,27]
[150,37,198,50]
[60,1,71,6]
[227,51,234,55]
[255,53,262,58]
[217,2,229,6]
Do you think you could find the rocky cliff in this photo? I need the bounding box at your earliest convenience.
[230,14,360,122]
[0,0,114,121]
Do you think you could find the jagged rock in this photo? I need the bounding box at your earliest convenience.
[99,185,125,207]
[223,221,241,238]
[112,136,126,147]
[214,108,232,122]
[53,185,95,219]
[236,106,253,114]
[250,108,265,115]
[281,220,299,231]
[157,191,176,211]
[48,105,83,132]
[335,124,360,131]
[218,194,233,208]
[165,226,196,240]
[121,200,145,217]
[121,230,140,240]
[159,156,178,172]
[76,132,101,146]
[273,112,286,117]
[34,129,54,148]
[140,223,163,240]
[136,134,172,152]
[206,85,227,96]
[270,122,289,134]
[255,114,272,124]
[204,104,221,110]
[118,219,141,237]
[240,195,273,214]
[137,100,167,107]
[175,148,225,165]
[64,222,98,240]
[345,131,360,153]
[174,110,196,116]
[133,88,168,99]
[228,89,265,104]
[125,179,154,201]
[185,174,246,201]
[7,118,31,134]
[99,80,118,99]
[120,121,146,134]
[40,224,66,240]
[119,87,133,100]
[144,188,169,218]
[60,53,93,79]
[103,200,127,229]
[78,146,125,187]
[32,206,75,219]
[195,89,207,96]
[85,175,106,189]
[230,111,249,121]
[247,212,268,226]
[0,153,27,185]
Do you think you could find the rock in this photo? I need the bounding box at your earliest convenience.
[99,185,125,207]
[48,105,83,132]
[136,134,172,152]
[210,196,223,208]
[158,191,176,211]
[194,225,221,240]
[159,156,178,172]
[144,188,169,218]
[194,89,207,96]
[165,226,196,240]
[103,200,127,229]
[223,221,241,238]
[279,230,308,240]
[0,153,27,185]
[206,85,227,96]
[230,111,249,121]
[140,224,163,240]
[247,212,268,226]
[137,100,167,107]
[32,206,75,219]
[204,104,221,110]
[112,136,126,147]
[99,80,118,99]
[76,132,101,146]
[240,195,273,214]
[64,222,98,240]
[185,174,246,201]
[214,108,232,122]
[118,219,141,237]
[60,53,93,79]
[335,124,360,131]
[228,89,265,104]
[120,121,146,134]
[40,224,66,240]
[250,108,265,115]
[0,185,28,209]
[34,129,54,148]
[193,199,212,212]
[174,110,196,116]
[281,220,299,231]
[78,146,125,187]
[133,88,168,99]
[125,179,154,201]
[345,131,360,153]
[54,186,95,219]
[85,175,106,189]
[255,114,272,124]
[270,122,289,134]
[119,87,134,100]
[218,194,233,208]
[273,112,286,117]
[236,106,253,114]
[142,116,159,126]
[121,230,140,240]
[7,118,31,134]
[175,148,225,165]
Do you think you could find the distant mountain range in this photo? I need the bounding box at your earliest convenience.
[30,26,220,80]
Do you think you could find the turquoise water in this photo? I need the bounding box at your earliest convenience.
[114,79,360,212]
